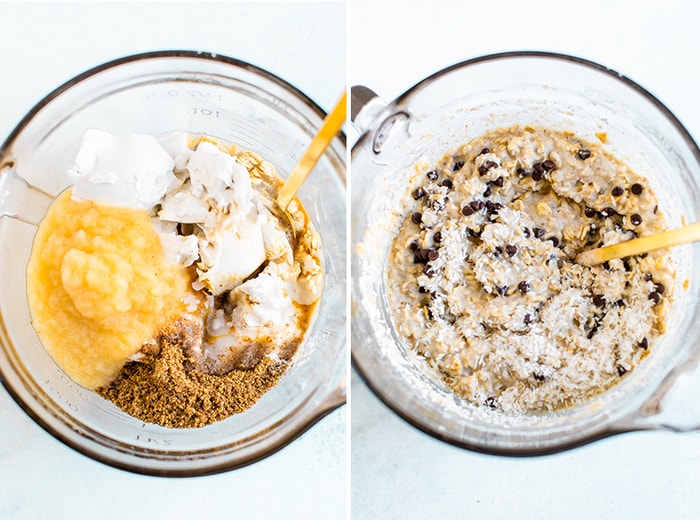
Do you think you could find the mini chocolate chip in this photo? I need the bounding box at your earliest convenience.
[654,282,666,295]
[493,176,504,188]
[478,164,488,176]
[616,299,625,307]
[649,291,661,304]
[462,205,474,216]
[533,227,545,239]
[592,294,606,307]
[584,207,596,218]
[631,183,644,195]
[644,273,653,282]
[547,236,559,247]
[467,228,481,238]
[470,200,483,212]
[533,371,546,382]
[412,187,426,200]
[638,337,649,350]
[418,286,429,293]
[612,186,624,197]
[523,227,531,238]
[413,249,429,264]
[577,149,591,160]
[505,244,517,257]
[409,240,419,251]
[496,285,508,296]
[653,205,658,214]
[427,170,438,181]
[587,328,597,339]
[617,365,628,377]
[494,246,503,257]
[485,160,498,170]
[428,249,439,261]
[479,147,491,156]
[485,201,503,212]
[600,207,615,219]
[485,397,497,409]
[631,214,642,226]
[433,231,442,243]
[516,166,529,177]
[531,170,543,182]
[518,281,530,294]
[441,179,454,189]
[603,261,611,271]
[532,162,545,174]
[483,186,492,197]
[452,161,465,171]
[422,264,435,277]
[411,212,422,224]
[542,159,555,171]
[524,313,533,325]
[623,259,632,272]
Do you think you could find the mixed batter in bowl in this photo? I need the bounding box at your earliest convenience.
[387,125,674,413]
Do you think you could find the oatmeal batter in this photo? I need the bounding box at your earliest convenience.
[388,126,674,413]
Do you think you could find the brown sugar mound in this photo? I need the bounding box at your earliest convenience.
[97,316,289,428]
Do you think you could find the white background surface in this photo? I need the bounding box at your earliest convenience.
[0,2,346,519]
[350,1,700,519]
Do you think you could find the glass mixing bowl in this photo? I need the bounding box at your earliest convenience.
[0,51,346,475]
[351,51,700,455]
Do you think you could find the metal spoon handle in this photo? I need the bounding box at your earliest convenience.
[277,91,347,211]
[576,221,700,266]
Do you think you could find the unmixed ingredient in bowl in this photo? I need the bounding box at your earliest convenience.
[387,126,674,414]
[27,130,322,427]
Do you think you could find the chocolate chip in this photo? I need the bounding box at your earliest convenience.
[653,205,658,214]
[441,179,454,189]
[612,186,624,197]
[533,227,545,239]
[531,170,543,182]
[542,159,555,171]
[532,162,545,174]
[418,286,429,293]
[433,231,442,243]
[654,282,665,295]
[427,170,438,181]
[617,365,628,377]
[452,161,465,171]
[470,200,484,212]
[577,149,591,160]
[584,207,596,218]
[649,291,661,304]
[547,236,559,247]
[485,160,498,170]
[461,205,474,216]
[411,212,422,224]
[638,337,649,350]
[533,371,546,382]
[603,261,611,271]
[518,281,530,294]
[485,201,503,212]
[409,240,419,251]
[413,249,429,264]
[644,273,653,282]
[483,186,492,197]
[479,147,491,156]
[412,187,426,200]
[600,207,615,219]
[422,264,435,277]
[428,249,439,261]
[485,397,497,409]
[524,313,533,325]
[496,285,508,296]
[631,183,644,195]
[615,299,625,307]
[523,227,531,238]
[505,244,517,257]
[592,294,606,307]
[631,214,642,226]
[493,246,503,258]
[478,164,489,176]
[516,166,529,177]
[493,176,504,188]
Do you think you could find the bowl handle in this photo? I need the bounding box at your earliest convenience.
[0,160,53,226]
[623,353,700,432]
